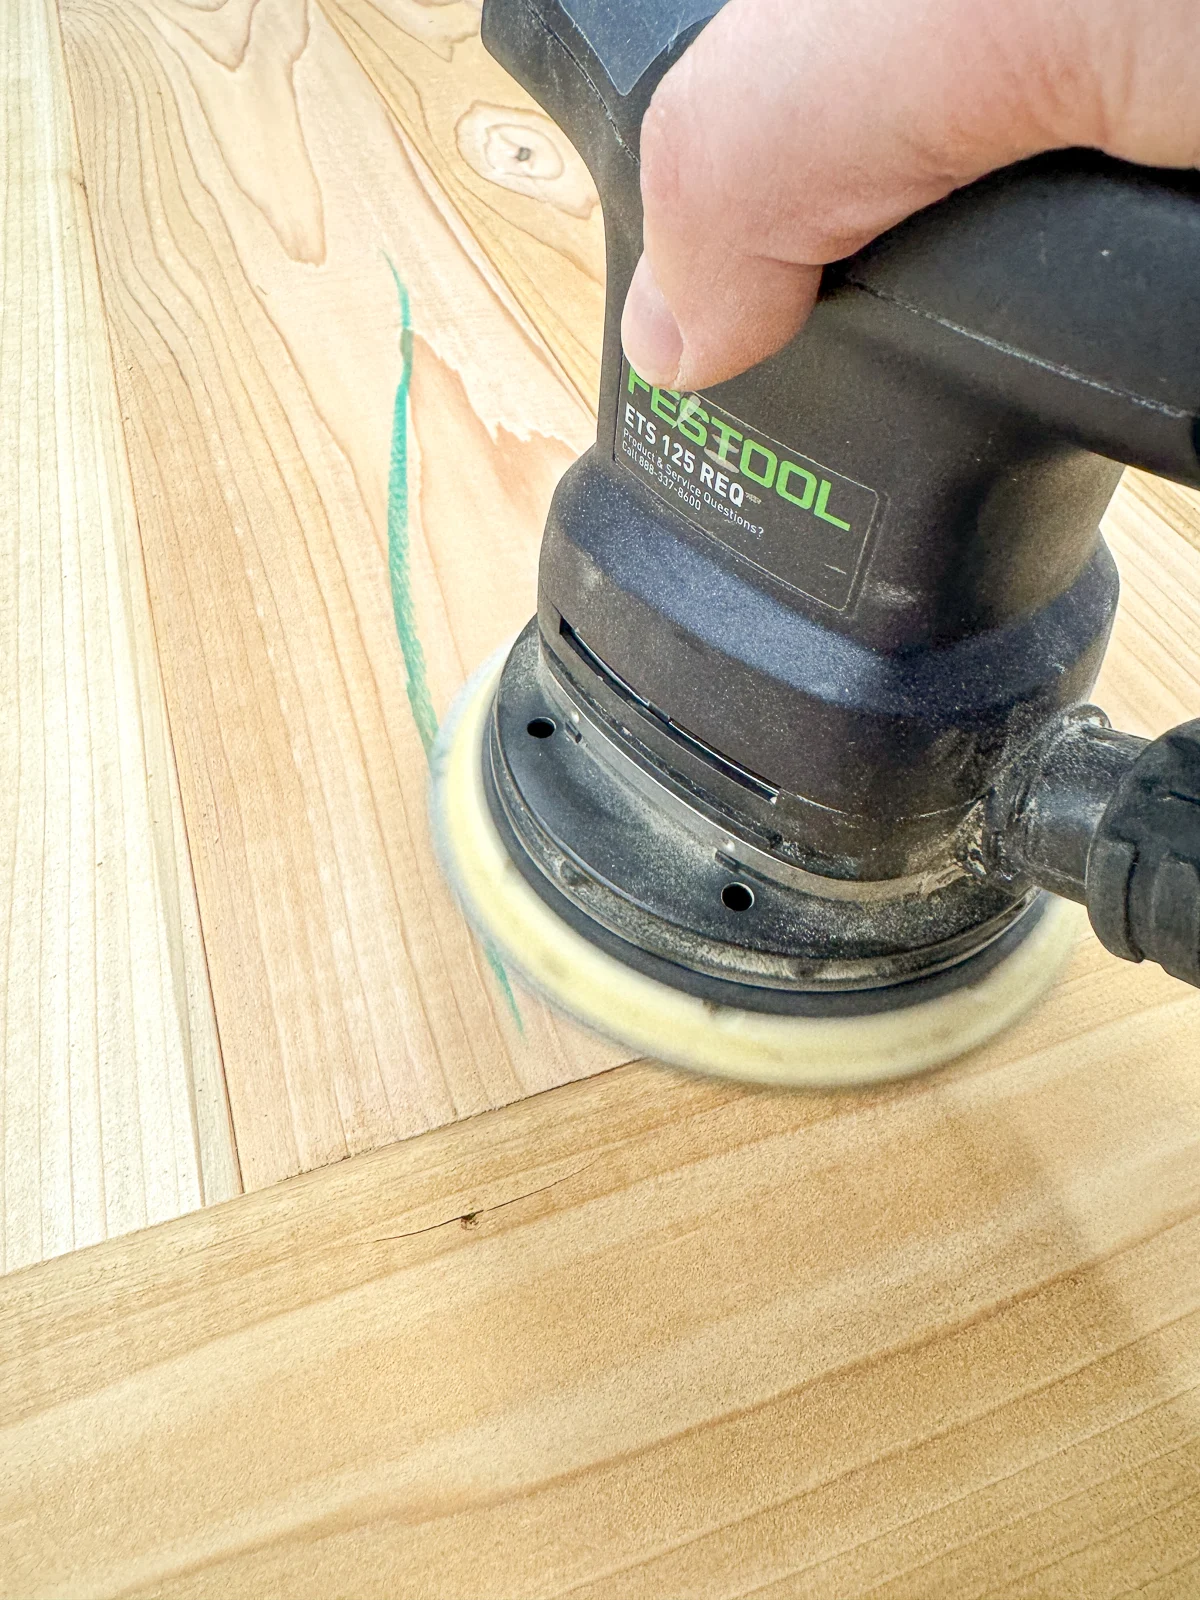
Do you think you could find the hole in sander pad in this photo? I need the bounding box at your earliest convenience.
[721,882,755,913]
[526,717,557,739]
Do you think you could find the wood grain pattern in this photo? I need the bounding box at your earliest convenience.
[12,0,1200,1267]
[4,949,1200,1598]
[1101,473,1200,736]
[58,0,624,1194]
[0,0,237,1273]
[320,0,607,406]
[5,0,1200,1581]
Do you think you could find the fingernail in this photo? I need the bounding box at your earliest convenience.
[622,254,683,387]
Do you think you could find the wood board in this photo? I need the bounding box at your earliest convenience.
[0,0,238,1275]
[5,1002,1200,1598]
[56,0,623,1201]
[4,0,1200,1586]
[2,0,1199,1279]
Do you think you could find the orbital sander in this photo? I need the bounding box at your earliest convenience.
[432,0,1200,1085]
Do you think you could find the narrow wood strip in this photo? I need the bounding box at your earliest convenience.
[0,0,237,1273]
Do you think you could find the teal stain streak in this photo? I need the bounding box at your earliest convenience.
[484,944,523,1032]
[385,259,439,759]
[385,257,523,1033]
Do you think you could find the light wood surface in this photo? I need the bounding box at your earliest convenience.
[5,978,1200,1597]
[56,0,623,1201]
[320,0,606,406]
[1103,472,1200,736]
[1,0,1198,1329]
[0,0,238,1274]
[0,0,1196,1267]
[4,0,1200,1586]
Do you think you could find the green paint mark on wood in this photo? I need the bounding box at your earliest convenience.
[386,260,439,758]
[385,259,523,1033]
[484,943,523,1028]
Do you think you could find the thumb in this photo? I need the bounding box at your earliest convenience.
[622,250,821,392]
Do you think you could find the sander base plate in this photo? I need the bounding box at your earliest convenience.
[430,646,1085,1088]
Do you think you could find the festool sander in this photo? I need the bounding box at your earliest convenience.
[431,0,1200,1085]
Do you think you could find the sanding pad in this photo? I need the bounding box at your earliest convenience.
[430,647,1086,1088]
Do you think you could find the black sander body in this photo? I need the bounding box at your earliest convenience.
[431,0,1200,1083]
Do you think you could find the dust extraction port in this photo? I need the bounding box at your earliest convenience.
[721,883,755,912]
[527,717,556,739]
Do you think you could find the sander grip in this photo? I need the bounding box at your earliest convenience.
[484,0,1200,485]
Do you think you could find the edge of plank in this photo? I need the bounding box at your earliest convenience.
[0,0,239,1273]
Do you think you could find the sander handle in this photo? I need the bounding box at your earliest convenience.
[485,0,1200,486]
[842,156,1200,488]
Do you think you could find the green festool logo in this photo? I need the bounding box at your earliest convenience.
[626,368,852,531]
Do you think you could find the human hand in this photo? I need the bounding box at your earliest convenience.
[622,0,1200,390]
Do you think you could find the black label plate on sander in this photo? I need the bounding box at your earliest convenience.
[615,359,881,610]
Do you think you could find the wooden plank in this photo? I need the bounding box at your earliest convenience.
[8,7,1200,1571]
[48,0,1200,1227]
[319,0,606,407]
[0,0,238,1273]
[4,941,1200,1598]
[57,0,624,1195]
[1101,472,1200,735]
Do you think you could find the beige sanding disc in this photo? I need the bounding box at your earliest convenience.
[430,647,1085,1088]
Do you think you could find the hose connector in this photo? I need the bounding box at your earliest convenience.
[1086,719,1200,985]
